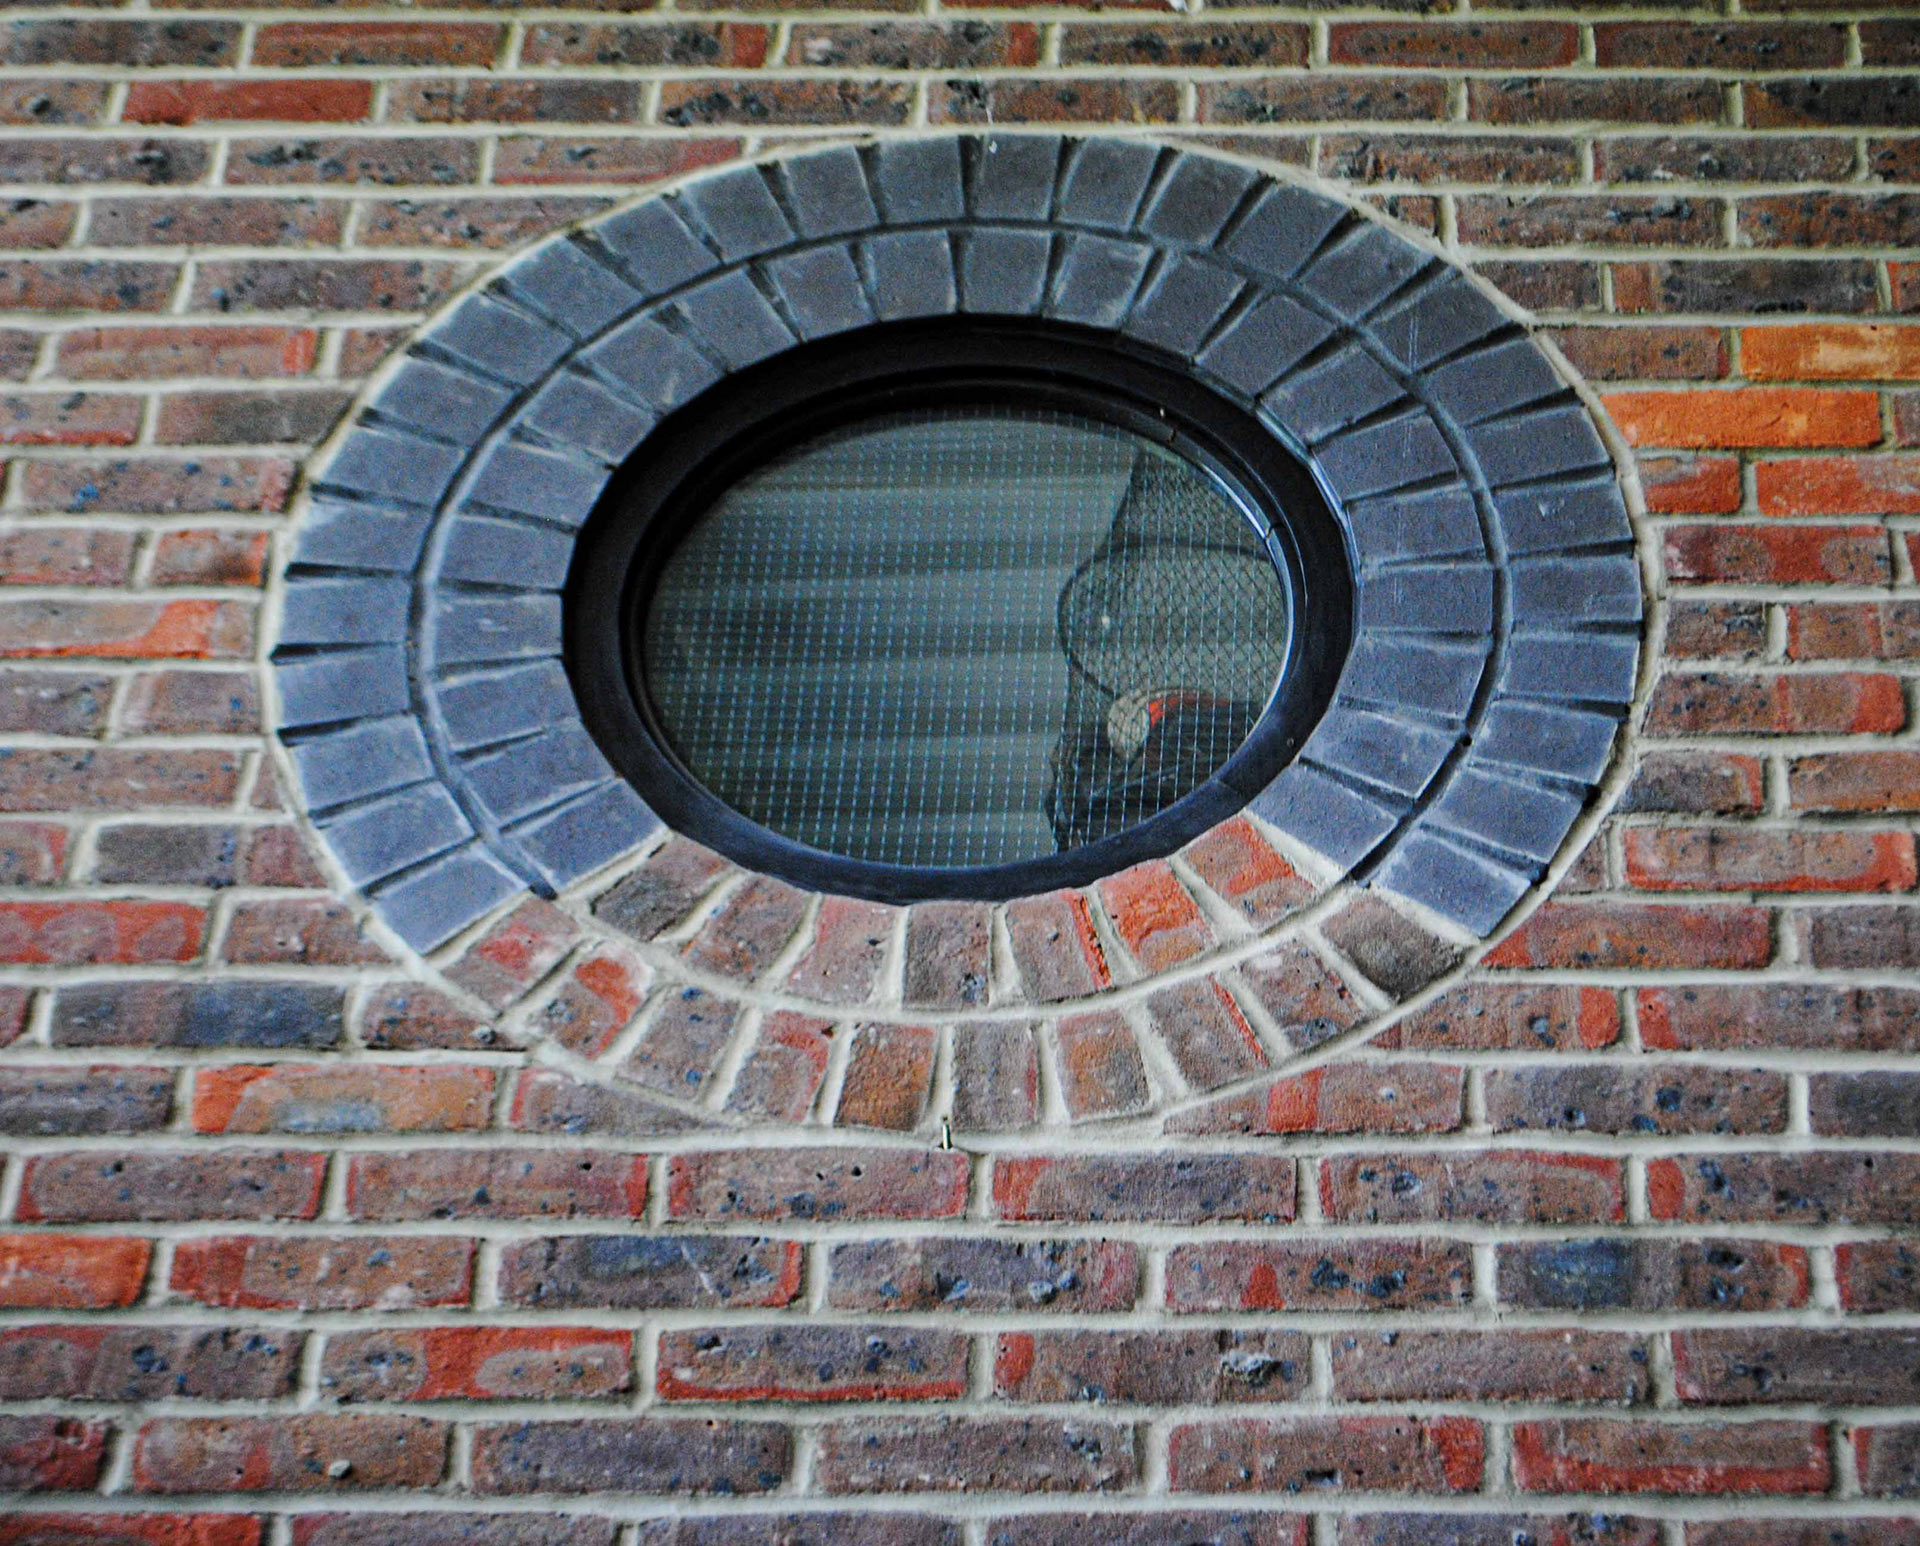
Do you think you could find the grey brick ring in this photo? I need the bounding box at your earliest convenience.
[275,135,1642,953]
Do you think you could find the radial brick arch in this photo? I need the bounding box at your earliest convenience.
[276,135,1641,1013]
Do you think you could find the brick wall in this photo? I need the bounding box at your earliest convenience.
[2,1,1919,1542]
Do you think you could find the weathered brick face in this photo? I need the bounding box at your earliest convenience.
[1,1,1918,1538]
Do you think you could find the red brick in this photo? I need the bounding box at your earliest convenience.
[1758,454,1920,516]
[667,78,914,127]
[1596,22,1845,71]
[190,258,467,314]
[1487,1063,1786,1136]
[1641,983,1920,1052]
[1351,1521,1656,1546]
[994,1153,1294,1224]
[531,942,650,1058]
[1380,983,1620,1051]
[1324,1151,1625,1225]
[816,1415,1133,1494]
[1097,860,1213,972]
[169,1235,472,1311]
[191,1064,493,1135]
[0,899,204,964]
[1791,749,1920,812]
[1665,522,1889,585]
[835,1021,936,1131]
[1235,941,1366,1050]
[254,21,501,68]
[358,982,496,1052]
[683,874,808,981]
[22,457,294,515]
[1167,1239,1472,1314]
[1625,826,1916,894]
[1144,978,1268,1093]
[929,79,1174,127]
[1460,194,1722,249]
[1006,890,1109,1002]
[1639,454,1743,514]
[1624,751,1765,816]
[133,1415,448,1493]
[669,1145,968,1223]
[470,1418,788,1497]
[785,896,894,1005]
[1320,895,1462,1000]
[117,671,258,734]
[387,80,645,126]
[658,1324,968,1403]
[903,900,991,1009]
[0,393,140,447]
[149,530,270,586]
[1647,670,1905,736]
[494,135,742,187]
[1606,388,1881,449]
[1676,1327,1920,1404]
[0,1234,149,1308]
[594,836,731,942]
[322,1327,630,1403]
[0,259,174,313]
[125,78,371,125]
[1839,1241,1920,1312]
[19,1149,323,1222]
[508,1070,713,1140]
[1472,76,1722,127]
[1171,1416,1483,1494]
[0,749,241,812]
[1171,1062,1464,1137]
[1513,1419,1828,1495]
[446,896,580,1009]
[56,325,316,380]
[1485,901,1772,970]
[1325,134,1577,187]
[951,1019,1038,1132]
[1201,77,1449,127]
[0,1518,261,1546]
[222,898,391,965]
[994,1328,1308,1405]
[1,20,238,68]
[1666,600,1768,658]
[0,1323,299,1402]
[347,1149,646,1222]
[1334,1330,1650,1404]
[0,820,67,884]
[0,595,251,661]
[0,1415,108,1492]
[1650,1152,1920,1225]
[1054,1009,1152,1121]
[1552,326,1727,382]
[726,1010,833,1123]
[1181,816,1316,927]
[527,21,772,69]
[1330,21,1575,68]
[153,387,350,447]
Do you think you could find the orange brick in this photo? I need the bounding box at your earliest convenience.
[1757,455,1920,516]
[193,1065,496,1134]
[1605,388,1882,449]
[1639,454,1742,514]
[0,1234,149,1308]
[1743,323,1920,382]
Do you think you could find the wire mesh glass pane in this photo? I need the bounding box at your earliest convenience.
[640,405,1293,870]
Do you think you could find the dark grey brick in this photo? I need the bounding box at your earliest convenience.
[1317,412,1458,498]
[673,270,795,370]
[1424,336,1564,426]
[1259,345,1403,445]
[318,780,472,886]
[1123,255,1243,356]
[1429,766,1586,865]
[1500,630,1639,706]
[274,647,409,729]
[1476,701,1620,783]
[1304,706,1456,801]
[53,980,346,1051]
[1511,555,1643,628]
[589,199,718,297]
[765,245,873,340]
[293,497,432,575]
[1344,487,1484,565]
[0,1068,172,1137]
[1493,477,1633,556]
[959,227,1050,316]
[1223,184,1348,283]
[1356,564,1496,634]
[317,427,464,509]
[278,575,409,647]
[372,844,525,953]
[873,137,965,224]
[287,716,433,811]
[511,779,660,892]
[432,593,563,666]
[459,724,613,826]
[94,824,244,889]
[428,294,573,385]
[1340,635,1487,722]
[1197,294,1333,399]
[371,358,514,443]
[864,230,957,321]
[519,371,656,466]
[1139,152,1259,247]
[677,168,794,263]
[584,315,723,417]
[433,660,579,753]
[1468,404,1609,487]
[1374,829,1532,935]
[1368,274,1506,371]
[463,442,611,528]
[969,133,1061,221]
[438,515,575,591]
[1250,762,1400,869]
[779,145,878,240]
[1295,221,1430,321]
[503,237,645,339]
[1057,138,1160,232]
[1045,233,1151,329]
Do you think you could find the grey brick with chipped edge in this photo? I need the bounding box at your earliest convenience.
[1368,275,1506,372]
[1295,222,1430,321]
[428,294,573,385]
[317,781,473,888]
[1139,153,1259,247]
[372,845,525,953]
[1468,404,1610,487]
[1356,564,1496,633]
[463,442,611,529]
[1304,706,1457,801]
[677,167,794,263]
[1316,412,1457,499]
[1259,346,1403,445]
[371,358,514,443]
[1424,337,1564,426]
[588,201,718,297]
[1123,256,1243,356]
[970,134,1062,221]
[959,228,1050,316]
[287,717,433,812]
[1340,635,1488,723]
[1476,701,1621,784]
[765,245,873,340]
[433,659,579,754]
[583,316,723,418]
[278,576,409,647]
[317,427,464,509]
[1197,294,1334,400]
[1374,830,1532,936]
[873,138,965,224]
[673,270,794,370]
[1494,478,1633,556]
[864,230,956,321]
[1344,487,1483,565]
[1057,138,1160,232]
[1223,184,1348,284]
[511,780,660,892]
[502,238,645,339]
[438,515,575,591]
[1500,631,1639,706]
[1249,762,1400,870]
[779,145,878,239]
[459,723,615,826]
[1046,233,1151,329]
[519,372,656,466]
[1429,766,1586,865]
[293,499,432,574]
[432,593,563,666]
[1512,554,1643,628]
[274,647,409,729]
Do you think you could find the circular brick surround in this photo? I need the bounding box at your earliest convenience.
[275,135,1645,1133]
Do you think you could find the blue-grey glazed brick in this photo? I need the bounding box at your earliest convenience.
[1511,554,1643,628]
[502,237,646,340]
[371,844,525,954]
[1468,404,1610,488]
[510,779,661,892]
[1316,411,1458,499]
[1424,337,1564,427]
[1368,275,1506,372]
[1056,138,1160,232]
[1373,830,1532,936]
[518,372,656,466]
[1294,221,1430,322]
[438,515,575,591]
[278,575,409,648]
[1344,487,1484,565]
[316,780,473,888]
[1500,630,1640,707]
[969,133,1062,221]
[1222,184,1347,284]
[1249,762,1400,870]
[958,227,1052,317]
[588,200,719,297]
[317,427,465,510]
[275,647,409,730]
[462,442,611,529]
[371,358,514,444]
[779,145,878,240]
[1259,345,1403,446]
[293,498,432,575]
[1494,477,1633,557]
[1138,152,1259,248]
[672,270,795,371]
[1355,563,1496,633]
[458,723,614,826]
[1429,765,1586,866]
[1197,295,1334,400]
[1340,634,1488,723]
[433,659,580,753]
[765,245,873,340]
[873,138,965,224]
[584,315,723,418]
[1122,256,1243,356]
[864,230,957,321]
[1046,233,1152,329]
[1476,701,1621,784]
[286,716,434,813]
[432,593,563,666]
[427,294,573,385]
[1302,705,1457,801]
[676,167,795,263]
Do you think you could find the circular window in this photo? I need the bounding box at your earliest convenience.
[566,318,1352,904]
